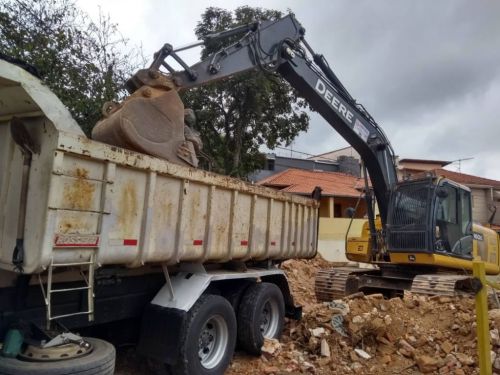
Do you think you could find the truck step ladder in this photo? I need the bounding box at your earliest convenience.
[39,254,96,329]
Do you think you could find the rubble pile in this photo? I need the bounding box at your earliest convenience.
[228,258,499,375]
[115,257,499,374]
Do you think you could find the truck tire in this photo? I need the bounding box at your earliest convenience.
[237,282,285,355]
[0,337,115,375]
[168,294,236,375]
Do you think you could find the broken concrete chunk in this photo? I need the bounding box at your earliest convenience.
[354,348,371,360]
[262,338,281,357]
[415,354,441,373]
[320,339,330,357]
[309,327,326,337]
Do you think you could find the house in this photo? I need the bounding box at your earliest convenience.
[249,153,360,183]
[258,168,367,262]
[310,147,500,227]
[433,169,500,227]
[398,158,451,179]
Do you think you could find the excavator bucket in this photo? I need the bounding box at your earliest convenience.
[92,78,201,168]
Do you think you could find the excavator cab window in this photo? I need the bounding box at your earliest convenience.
[434,183,473,257]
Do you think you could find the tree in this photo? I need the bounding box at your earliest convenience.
[0,0,140,135]
[181,6,309,177]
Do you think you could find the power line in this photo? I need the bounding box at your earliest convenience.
[273,146,340,164]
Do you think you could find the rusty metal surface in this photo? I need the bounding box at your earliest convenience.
[92,86,200,167]
[1,126,319,273]
[0,59,319,274]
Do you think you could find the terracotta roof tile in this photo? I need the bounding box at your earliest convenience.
[434,169,500,188]
[257,168,364,197]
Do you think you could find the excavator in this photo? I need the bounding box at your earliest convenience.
[94,13,500,299]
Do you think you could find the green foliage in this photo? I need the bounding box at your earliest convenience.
[181,6,309,177]
[0,0,140,135]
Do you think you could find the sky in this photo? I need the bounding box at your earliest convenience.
[77,0,500,180]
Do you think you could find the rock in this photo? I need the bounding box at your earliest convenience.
[489,309,500,327]
[310,327,325,337]
[490,328,499,345]
[406,335,417,345]
[494,356,500,370]
[367,293,384,300]
[384,315,392,325]
[381,354,392,364]
[352,315,364,324]
[415,354,441,373]
[441,340,454,354]
[351,362,363,370]
[346,292,365,300]
[263,366,280,374]
[301,361,315,372]
[444,353,458,366]
[454,369,465,375]
[349,351,358,362]
[262,338,281,357]
[320,339,330,357]
[454,353,474,366]
[354,348,371,360]
[398,338,416,354]
[398,348,413,358]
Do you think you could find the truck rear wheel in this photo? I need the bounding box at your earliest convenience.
[168,294,236,375]
[237,282,285,355]
[0,337,115,375]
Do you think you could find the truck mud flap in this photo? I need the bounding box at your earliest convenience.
[137,304,187,364]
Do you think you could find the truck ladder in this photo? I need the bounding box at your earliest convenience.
[38,253,96,329]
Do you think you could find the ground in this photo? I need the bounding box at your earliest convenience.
[114,256,500,374]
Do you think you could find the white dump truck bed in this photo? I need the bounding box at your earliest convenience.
[0,60,319,274]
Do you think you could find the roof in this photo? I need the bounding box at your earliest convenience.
[400,158,452,167]
[257,168,365,197]
[434,169,500,188]
[307,146,353,159]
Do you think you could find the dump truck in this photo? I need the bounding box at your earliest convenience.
[0,56,318,374]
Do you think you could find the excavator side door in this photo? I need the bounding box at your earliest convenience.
[434,182,473,258]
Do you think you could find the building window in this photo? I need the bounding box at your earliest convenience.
[334,203,342,218]
[267,159,275,171]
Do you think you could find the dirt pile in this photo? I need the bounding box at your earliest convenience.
[114,256,499,374]
[228,257,498,375]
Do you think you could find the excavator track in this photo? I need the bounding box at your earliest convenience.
[315,267,370,302]
[316,267,480,302]
[410,274,479,297]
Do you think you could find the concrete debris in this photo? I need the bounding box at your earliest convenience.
[354,348,371,360]
[229,258,495,374]
[415,354,441,373]
[115,256,500,375]
[310,327,326,337]
[320,339,330,357]
[261,338,281,357]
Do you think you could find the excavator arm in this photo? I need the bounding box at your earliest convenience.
[127,14,398,224]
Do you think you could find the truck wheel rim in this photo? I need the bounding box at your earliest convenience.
[198,314,228,369]
[260,299,280,338]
